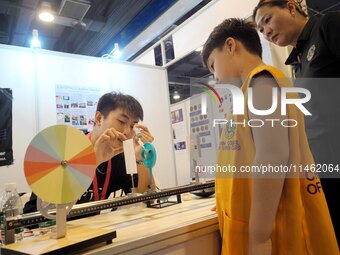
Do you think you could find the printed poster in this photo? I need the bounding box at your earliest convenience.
[0,88,13,166]
[55,85,100,132]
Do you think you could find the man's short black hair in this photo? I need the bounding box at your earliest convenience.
[96,92,143,121]
[202,18,262,68]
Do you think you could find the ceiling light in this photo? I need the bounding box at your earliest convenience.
[173,91,180,100]
[113,43,122,59]
[38,12,54,22]
[38,2,55,22]
[102,43,122,59]
[30,29,41,49]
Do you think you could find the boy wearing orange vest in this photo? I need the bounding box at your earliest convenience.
[202,18,338,255]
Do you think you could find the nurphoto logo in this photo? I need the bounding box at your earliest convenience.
[198,84,311,128]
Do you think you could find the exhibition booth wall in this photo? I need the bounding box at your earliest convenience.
[0,44,177,192]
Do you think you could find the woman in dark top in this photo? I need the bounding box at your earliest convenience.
[253,0,340,244]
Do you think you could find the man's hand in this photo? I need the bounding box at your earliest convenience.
[134,124,154,161]
[94,128,127,165]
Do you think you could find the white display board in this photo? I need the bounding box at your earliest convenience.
[0,45,176,192]
[172,0,259,61]
[171,85,236,184]
[170,101,191,185]
[188,93,218,179]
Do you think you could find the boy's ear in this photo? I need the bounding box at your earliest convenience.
[95,111,103,127]
[224,37,236,55]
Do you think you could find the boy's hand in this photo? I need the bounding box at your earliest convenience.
[134,124,154,161]
[94,128,127,165]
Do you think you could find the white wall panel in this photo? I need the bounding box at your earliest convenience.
[0,45,176,193]
[172,0,259,61]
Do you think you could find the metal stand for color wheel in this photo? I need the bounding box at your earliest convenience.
[36,160,76,239]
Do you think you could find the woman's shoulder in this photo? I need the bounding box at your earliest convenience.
[318,12,340,29]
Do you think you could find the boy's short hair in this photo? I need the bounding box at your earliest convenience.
[202,18,262,68]
[96,92,144,121]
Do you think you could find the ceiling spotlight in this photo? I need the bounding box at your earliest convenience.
[173,91,180,100]
[38,2,55,22]
[72,20,87,30]
[31,29,41,49]
[113,43,122,59]
[101,43,123,59]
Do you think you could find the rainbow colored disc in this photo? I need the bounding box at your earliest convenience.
[24,125,97,204]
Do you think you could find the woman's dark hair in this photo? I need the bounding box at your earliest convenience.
[253,0,308,21]
[96,92,143,121]
[202,18,262,68]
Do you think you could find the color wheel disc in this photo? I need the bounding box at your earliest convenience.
[24,125,97,204]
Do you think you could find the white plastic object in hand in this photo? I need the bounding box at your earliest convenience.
[133,126,145,148]
[133,126,142,139]
[123,139,137,174]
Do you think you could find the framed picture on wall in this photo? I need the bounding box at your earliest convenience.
[55,85,100,133]
[0,88,13,166]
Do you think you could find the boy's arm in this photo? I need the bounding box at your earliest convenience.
[248,73,289,254]
[134,124,154,193]
[136,164,152,193]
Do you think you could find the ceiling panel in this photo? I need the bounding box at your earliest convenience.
[0,0,179,58]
